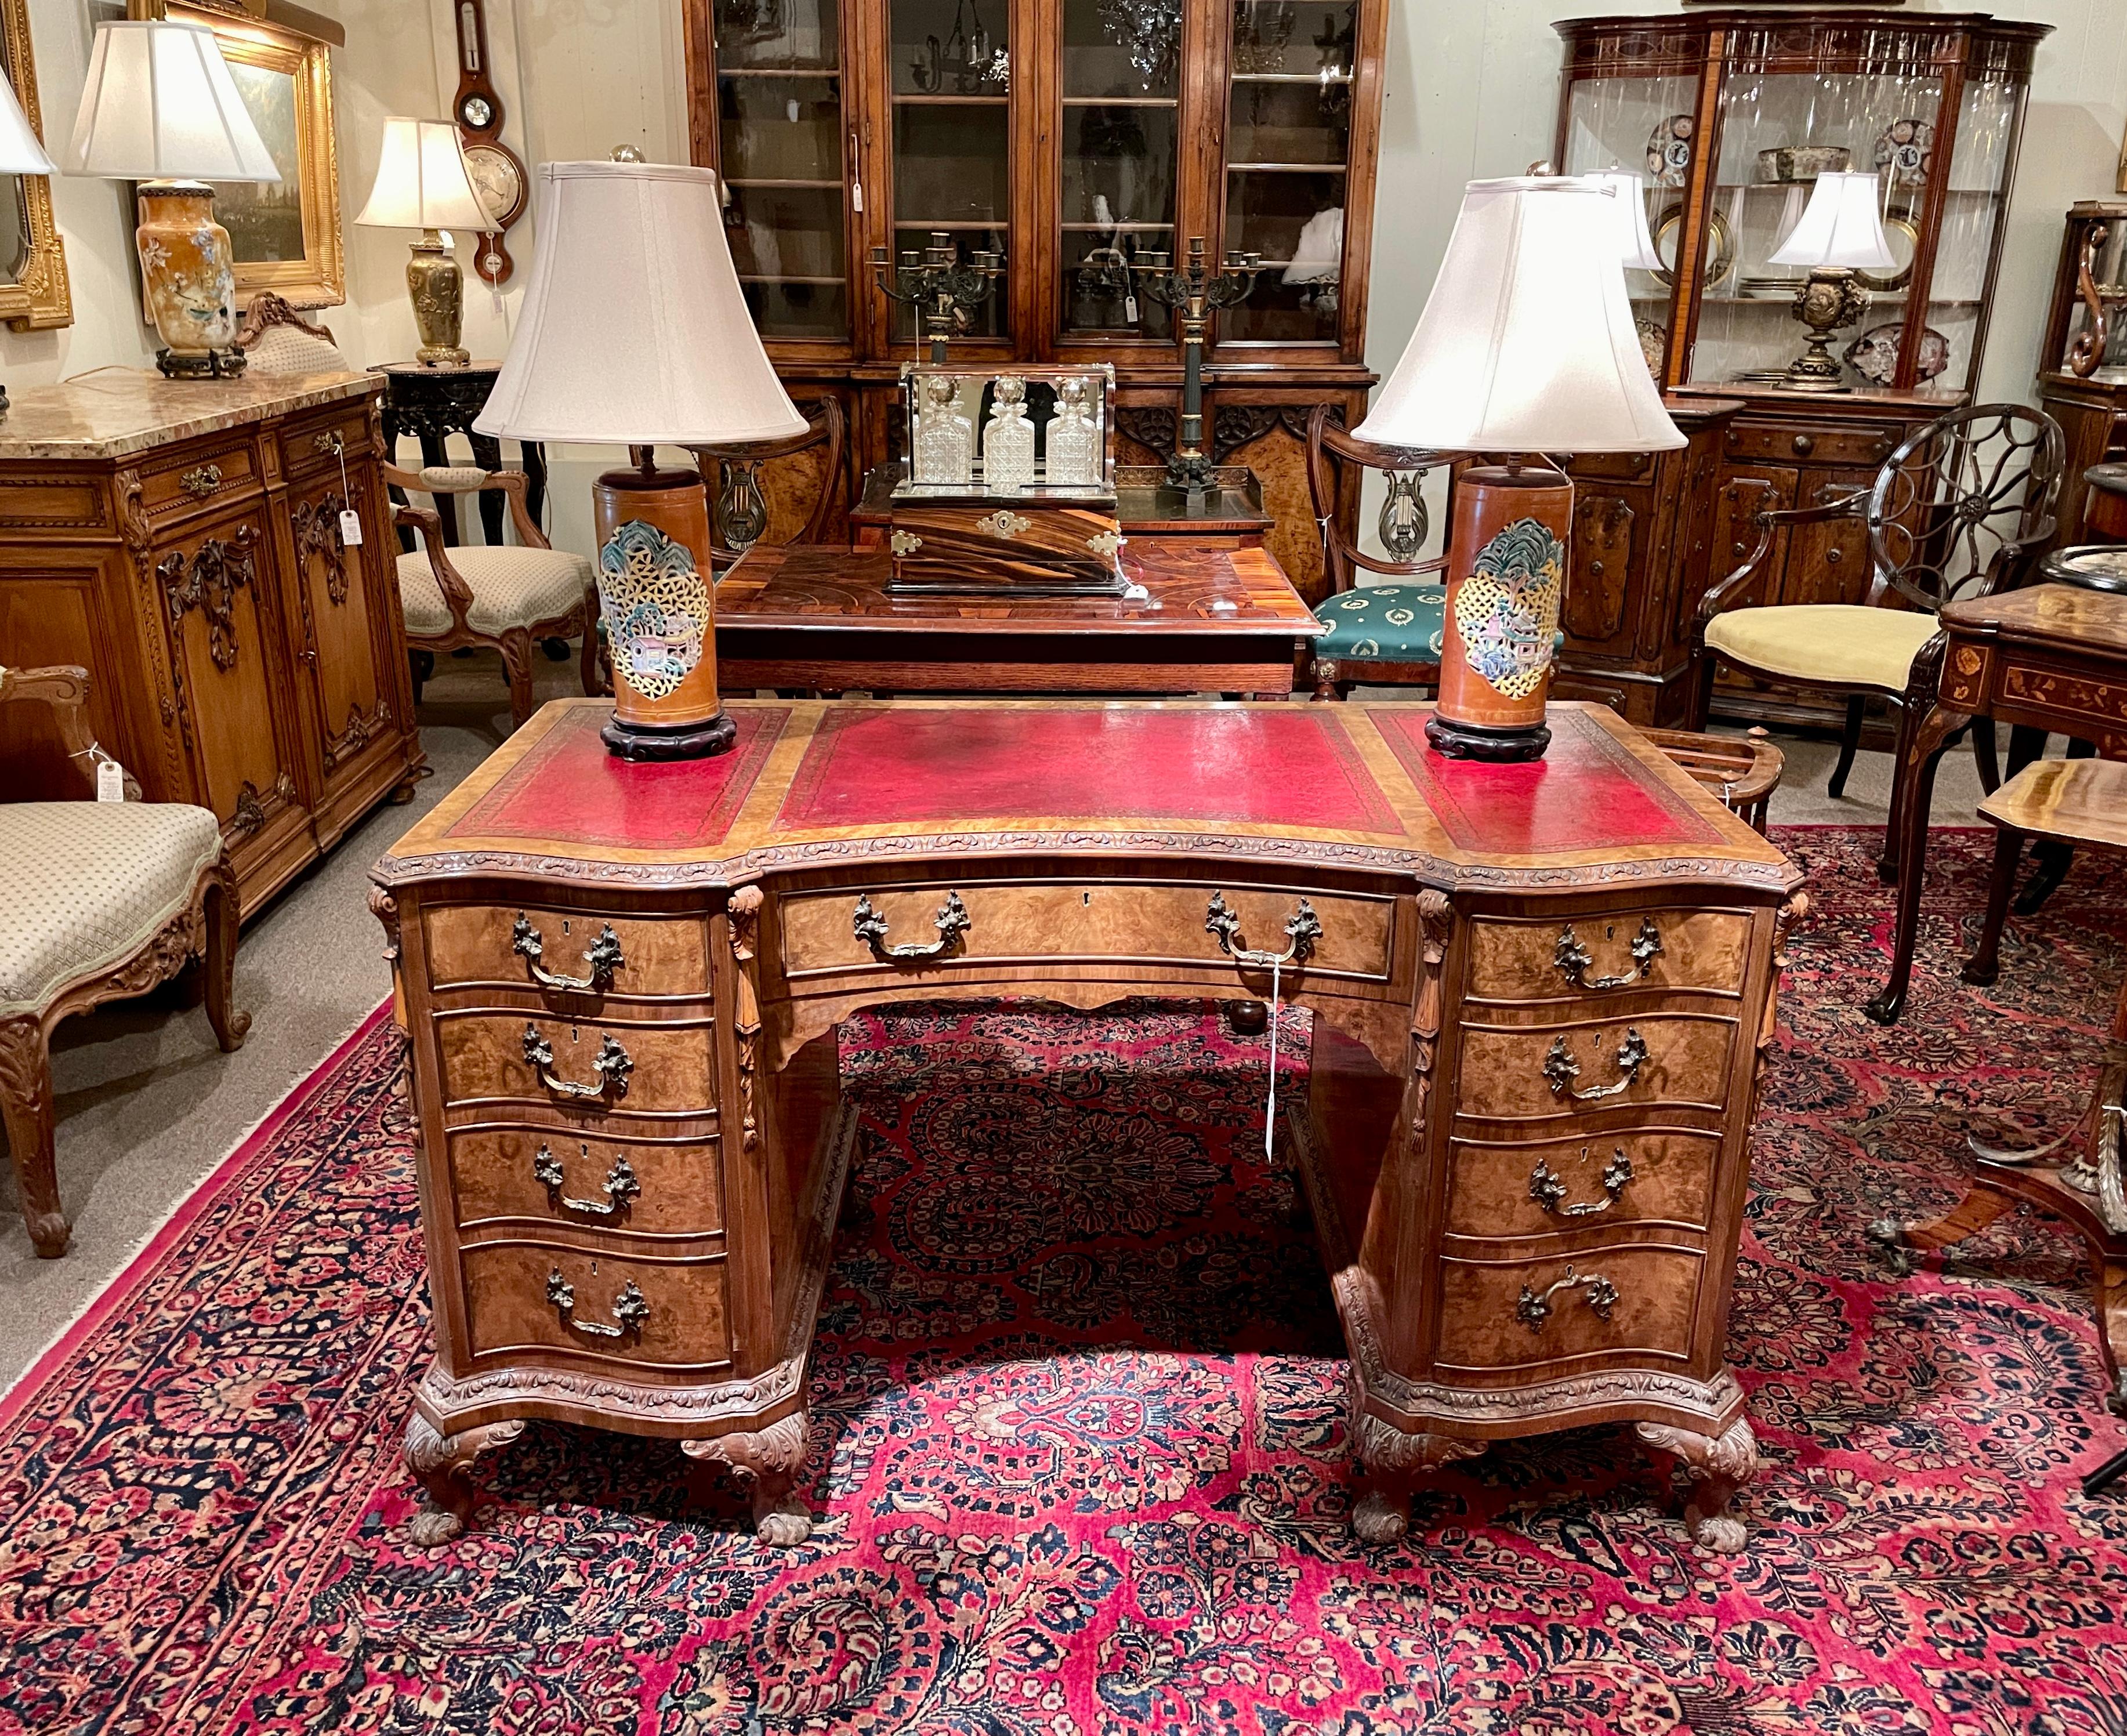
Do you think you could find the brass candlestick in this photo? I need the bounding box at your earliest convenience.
[869,230,1005,362]
[1131,237,1260,497]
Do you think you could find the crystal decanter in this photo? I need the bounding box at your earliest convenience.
[1046,375,1099,485]
[914,374,974,484]
[982,376,1037,491]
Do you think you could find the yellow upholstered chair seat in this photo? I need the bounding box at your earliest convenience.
[1702,604,1941,693]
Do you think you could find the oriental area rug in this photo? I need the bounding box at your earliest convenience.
[4,827,2127,1735]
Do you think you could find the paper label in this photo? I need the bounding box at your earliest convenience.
[96,756,125,802]
[1125,293,1139,324]
[339,509,364,546]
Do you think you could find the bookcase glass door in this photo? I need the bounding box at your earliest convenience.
[890,0,1013,343]
[1220,0,1356,345]
[1058,0,1179,341]
[715,0,849,342]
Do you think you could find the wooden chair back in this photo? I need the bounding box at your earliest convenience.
[688,397,847,574]
[1303,404,1455,595]
[1868,404,2064,613]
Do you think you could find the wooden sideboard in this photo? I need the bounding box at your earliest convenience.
[0,371,426,914]
[373,698,1802,1555]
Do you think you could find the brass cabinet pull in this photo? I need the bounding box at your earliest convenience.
[521,1024,633,1099]
[1554,916,1662,990]
[513,913,625,991]
[1515,1264,1620,1332]
[1543,1028,1649,1101]
[1205,890,1321,968]
[853,890,970,961]
[546,1269,649,1339]
[179,463,223,499]
[1530,1147,1635,1216]
[311,430,343,455]
[532,1143,640,1217]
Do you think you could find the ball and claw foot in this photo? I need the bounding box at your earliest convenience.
[755,1495,813,1547]
[408,1505,465,1548]
[1351,1486,1409,1543]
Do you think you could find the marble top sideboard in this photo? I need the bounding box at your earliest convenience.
[0,368,379,462]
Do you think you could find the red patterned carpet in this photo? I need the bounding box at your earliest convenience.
[3,827,2126,1734]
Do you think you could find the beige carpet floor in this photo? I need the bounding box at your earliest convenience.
[0,669,2007,1391]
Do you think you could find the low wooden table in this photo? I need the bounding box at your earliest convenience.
[715,542,1322,697]
[1871,584,2127,1023]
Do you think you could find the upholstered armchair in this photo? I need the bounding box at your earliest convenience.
[0,666,248,1257]
[386,463,600,729]
[1694,404,2064,881]
[234,292,350,372]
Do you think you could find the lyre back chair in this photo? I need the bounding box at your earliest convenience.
[1303,404,1454,700]
[688,396,847,575]
[1695,402,2064,880]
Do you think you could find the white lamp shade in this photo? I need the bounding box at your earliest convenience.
[63,21,280,183]
[476,160,805,447]
[1769,171,1897,269]
[0,61,54,176]
[355,117,494,231]
[1589,169,1665,273]
[1354,176,1684,455]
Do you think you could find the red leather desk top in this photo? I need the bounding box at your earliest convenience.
[383,699,1791,891]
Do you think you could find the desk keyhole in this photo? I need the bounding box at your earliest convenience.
[563,918,572,936]
[1082,892,1090,905]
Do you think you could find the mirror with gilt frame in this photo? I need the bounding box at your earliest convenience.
[0,0,73,330]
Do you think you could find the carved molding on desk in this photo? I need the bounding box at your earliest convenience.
[416,1349,806,1426]
[1406,889,1453,1158]
[727,885,764,1155]
[292,491,350,606]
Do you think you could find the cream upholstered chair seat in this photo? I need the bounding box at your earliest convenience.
[1702,603,1941,693]
[0,800,222,1017]
[396,544,596,638]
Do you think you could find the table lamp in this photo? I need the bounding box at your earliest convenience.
[355,118,495,367]
[63,20,281,379]
[1767,170,1897,394]
[1354,175,1683,762]
[1589,168,1666,273]
[0,60,55,416]
[477,158,805,761]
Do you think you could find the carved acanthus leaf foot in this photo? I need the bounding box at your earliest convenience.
[403,1412,526,1547]
[683,1409,813,1546]
[1349,1404,1484,1542]
[1636,1413,1758,1555]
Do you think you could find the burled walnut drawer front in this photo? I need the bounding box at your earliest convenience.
[447,1126,723,1237]
[282,405,374,478]
[1436,1247,1702,1371]
[1456,1014,1735,1121]
[424,903,712,1000]
[459,1242,731,1370]
[778,880,1392,980]
[1444,1130,1720,1240]
[1466,909,1752,1003]
[1724,422,1899,469]
[139,439,262,521]
[436,1013,716,1115]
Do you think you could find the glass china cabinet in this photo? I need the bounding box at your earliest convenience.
[684,0,1389,597]
[2037,202,2127,554]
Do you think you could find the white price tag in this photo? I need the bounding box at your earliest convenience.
[96,756,125,802]
[339,508,364,546]
[1125,293,1139,324]
[852,180,864,213]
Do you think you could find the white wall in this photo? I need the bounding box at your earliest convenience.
[6,0,2124,563]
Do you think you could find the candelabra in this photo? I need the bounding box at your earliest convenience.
[870,231,1005,362]
[1130,237,1260,497]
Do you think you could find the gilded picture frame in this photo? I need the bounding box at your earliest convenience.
[128,0,345,309]
[0,0,73,331]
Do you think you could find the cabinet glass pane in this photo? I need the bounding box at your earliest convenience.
[717,0,847,341]
[1689,69,1945,389]
[1059,0,1178,339]
[1922,77,2019,391]
[1561,74,1700,382]
[890,0,1012,342]
[1222,0,1356,343]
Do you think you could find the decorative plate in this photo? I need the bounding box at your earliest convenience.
[1453,517,1565,701]
[1636,317,1667,381]
[1844,321,1950,386]
[597,519,710,702]
[1874,117,1935,188]
[1646,114,1696,187]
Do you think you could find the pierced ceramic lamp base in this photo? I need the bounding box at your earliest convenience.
[137,182,247,380]
[593,464,735,762]
[1425,464,1572,764]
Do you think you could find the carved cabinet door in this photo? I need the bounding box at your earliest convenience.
[150,506,311,893]
[1560,488,1641,657]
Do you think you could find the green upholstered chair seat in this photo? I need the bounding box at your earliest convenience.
[1313,584,1447,662]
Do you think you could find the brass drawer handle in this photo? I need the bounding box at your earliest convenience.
[180,463,223,499]
[521,1024,633,1099]
[1206,890,1321,968]
[1515,1264,1620,1332]
[311,430,343,455]
[853,890,970,961]
[546,1269,649,1339]
[1554,916,1662,990]
[1543,1028,1649,1101]
[513,913,625,991]
[1530,1146,1635,1216]
[533,1143,640,1217]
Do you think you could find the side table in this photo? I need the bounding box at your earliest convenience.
[374,361,546,546]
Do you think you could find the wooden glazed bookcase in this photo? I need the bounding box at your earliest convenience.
[682,0,1388,603]
[2035,202,2127,552]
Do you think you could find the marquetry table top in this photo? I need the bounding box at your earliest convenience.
[1942,582,2127,658]
[377,699,1796,895]
[0,369,379,462]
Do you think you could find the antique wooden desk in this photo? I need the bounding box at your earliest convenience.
[372,699,1802,1553]
[715,543,1322,697]
[1870,585,2127,1023]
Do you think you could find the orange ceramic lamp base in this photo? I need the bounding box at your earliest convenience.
[593,465,735,760]
[1426,463,1573,763]
[137,182,246,380]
